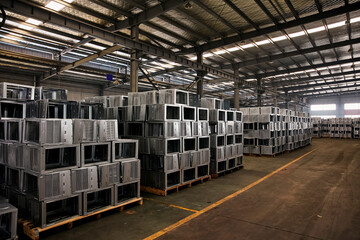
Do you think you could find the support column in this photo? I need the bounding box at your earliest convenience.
[99,85,105,96]
[272,80,277,107]
[130,25,139,92]
[34,75,40,87]
[257,78,262,107]
[284,91,289,109]
[233,65,239,109]
[196,52,204,97]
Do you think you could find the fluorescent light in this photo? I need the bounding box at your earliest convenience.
[271,35,287,42]
[19,24,33,31]
[327,21,345,29]
[214,50,227,54]
[316,67,327,71]
[256,39,270,45]
[190,56,197,60]
[25,18,42,26]
[241,43,254,49]
[341,63,353,67]
[227,46,240,52]
[307,26,325,34]
[328,65,339,69]
[45,1,65,11]
[203,53,213,57]
[64,0,74,2]
[288,31,305,38]
[350,17,360,23]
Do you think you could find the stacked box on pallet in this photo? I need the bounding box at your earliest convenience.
[0,82,141,229]
[312,117,357,139]
[312,117,322,137]
[354,118,360,138]
[109,89,209,192]
[241,107,312,155]
[241,107,260,155]
[206,98,243,175]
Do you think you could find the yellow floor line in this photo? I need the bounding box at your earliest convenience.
[144,148,318,240]
[143,197,199,213]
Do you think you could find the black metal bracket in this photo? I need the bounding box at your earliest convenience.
[0,6,6,28]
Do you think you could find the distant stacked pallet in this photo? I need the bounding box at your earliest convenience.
[0,82,141,232]
[240,107,312,156]
[202,98,243,176]
[311,118,359,138]
[312,117,322,138]
[354,118,360,139]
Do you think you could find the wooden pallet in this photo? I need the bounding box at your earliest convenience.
[141,175,211,196]
[211,165,243,179]
[19,197,143,240]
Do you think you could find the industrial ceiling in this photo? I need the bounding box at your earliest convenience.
[0,0,360,107]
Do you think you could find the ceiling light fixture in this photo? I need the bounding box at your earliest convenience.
[45,1,65,11]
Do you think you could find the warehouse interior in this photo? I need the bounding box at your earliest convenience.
[0,0,360,239]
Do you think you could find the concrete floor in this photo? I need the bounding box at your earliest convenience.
[40,139,360,240]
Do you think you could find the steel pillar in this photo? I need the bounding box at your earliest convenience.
[197,52,204,97]
[130,25,139,92]
[234,66,239,109]
[257,78,262,107]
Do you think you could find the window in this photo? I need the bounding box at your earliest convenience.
[345,115,360,118]
[310,104,336,111]
[311,115,336,119]
[344,103,360,110]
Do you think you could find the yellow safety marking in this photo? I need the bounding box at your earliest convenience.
[144,148,318,240]
[143,197,199,213]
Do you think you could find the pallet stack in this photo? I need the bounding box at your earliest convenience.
[0,82,141,231]
[354,118,360,139]
[312,117,322,137]
[202,98,243,176]
[105,89,210,194]
[241,107,312,156]
[311,117,360,138]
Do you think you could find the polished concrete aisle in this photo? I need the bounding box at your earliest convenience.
[156,139,360,240]
[40,139,360,240]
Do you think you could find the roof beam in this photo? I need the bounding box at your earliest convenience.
[41,45,123,81]
[276,69,360,88]
[192,0,241,34]
[181,1,360,54]
[258,57,360,79]
[293,84,360,95]
[284,78,360,92]
[222,37,360,69]
[108,0,184,32]
[306,89,360,98]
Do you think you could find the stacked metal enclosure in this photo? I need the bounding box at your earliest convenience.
[201,98,243,175]
[0,82,140,229]
[312,117,322,137]
[241,107,312,155]
[311,118,359,138]
[0,196,18,240]
[118,89,212,190]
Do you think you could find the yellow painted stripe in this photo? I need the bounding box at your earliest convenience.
[143,197,199,213]
[144,148,317,240]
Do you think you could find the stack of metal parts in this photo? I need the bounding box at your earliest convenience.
[204,98,244,175]
[311,118,358,138]
[312,117,322,137]
[241,107,312,155]
[0,82,140,229]
[354,118,360,139]
[0,196,18,240]
[103,89,212,191]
